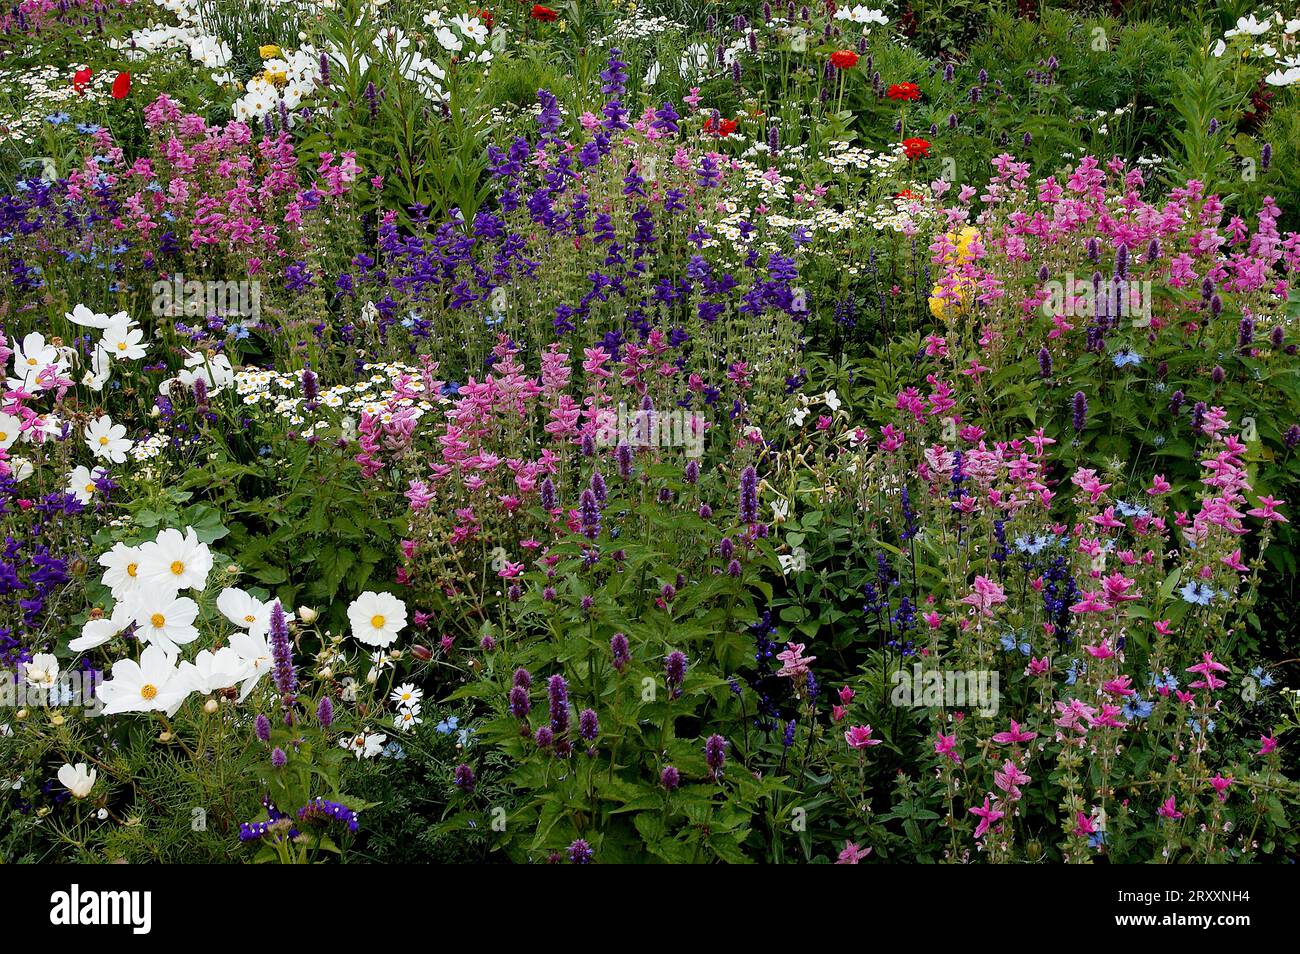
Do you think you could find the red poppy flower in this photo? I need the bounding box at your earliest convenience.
[887,82,921,101]
[704,116,738,137]
[111,71,131,99]
[895,188,923,200]
[73,66,92,95]
[902,137,931,160]
[530,4,557,21]
[829,50,859,70]
[477,8,494,29]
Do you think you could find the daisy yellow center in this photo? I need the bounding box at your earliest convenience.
[99,436,109,445]
[126,563,138,577]
[140,684,158,700]
[84,483,96,494]
[150,613,166,628]
[244,614,256,623]
[371,614,386,629]
[170,560,185,576]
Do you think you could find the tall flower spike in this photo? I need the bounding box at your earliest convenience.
[268,600,297,720]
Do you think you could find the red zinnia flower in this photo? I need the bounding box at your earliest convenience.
[111,71,131,99]
[887,82,920,101]
[530,4,557,20]
[903,137,931,160]
[73,66,92,95]
[829,50,859,70]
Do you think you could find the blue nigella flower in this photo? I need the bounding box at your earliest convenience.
[1112,349,1142,368]
[1251,666,1275,688]
[1122,697,1154,720]
[999,633,1032,655]
[1179,581,1215,606]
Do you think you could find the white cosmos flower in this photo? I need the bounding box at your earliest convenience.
[85,414,133,463]
[83,343,113,391]
[10,332,67,390]
[228,630,272,701]
[24,653,59,688]
[69,602,135,652]
[101,322,148,361]
[66,304,114,329]
[4,458,33,482]
[0,412,21,449]
[347,591,407,647]
[66,465,107,504]
[97,644,193,716]
[341,731,387,759]
[178,647,252,694]
[98,542,146,600]
[65,304,130,330]
[216,587,286,635]
[57,763,96,798]
[125,592,201,656]
[137,527,212,594]
[434,26,462,51]
[452,13,487,43]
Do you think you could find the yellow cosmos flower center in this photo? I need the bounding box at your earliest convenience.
[116,342,128,351]
[26,357,37,366]
[371,614,386,629]
[84,483,96,494]
[150,613,166,628]
[99,436,110,445]
[0,432,7,441]
[170,560,185,576]
[244,614,256,623]
[126,563,138,577]
[140,684,158,700]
